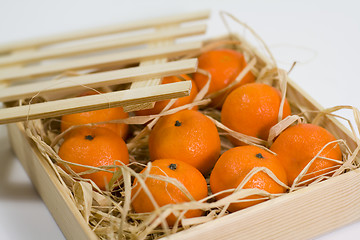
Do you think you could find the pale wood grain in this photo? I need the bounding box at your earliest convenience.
[0,24,206,67]
[287,80,358,152]
[0,10,210,53]
[122,25,175,112]
[164,168,360,240]
[123,56,169,112]
[0,81,192,124]
[5,23,360,240]
[0,58,197,102]
[0,41,202,82]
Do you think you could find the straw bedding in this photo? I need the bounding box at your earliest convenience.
[19,12,360,240]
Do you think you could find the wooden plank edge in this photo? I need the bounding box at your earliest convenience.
[123,35,173,112]
[164,168,360,240]
[0,58,198,102]
[7,122,97,240]
[287,79,358,151]
[122,102,155,113]
[0,41,202,82]
[0,24,206,67]
[0,10,210,53]
[0,80,192,124]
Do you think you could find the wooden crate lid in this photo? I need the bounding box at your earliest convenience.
[0,10,210,124]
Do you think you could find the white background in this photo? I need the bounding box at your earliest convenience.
[0,0,360,239]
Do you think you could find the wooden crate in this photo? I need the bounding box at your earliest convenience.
[2,11,360,240]
[0,10,209,123]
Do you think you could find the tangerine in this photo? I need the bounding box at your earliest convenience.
[193,48,255,107]
[221,83,291,145]
[148,109,221,175]
[210,145,288,212]
[131,159,208,226]
[58,126,129,190]
[270,123,342,185]
[135,74,198,116]
[61,90,129,139]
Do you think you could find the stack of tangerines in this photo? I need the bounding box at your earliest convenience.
[57,47,343,227]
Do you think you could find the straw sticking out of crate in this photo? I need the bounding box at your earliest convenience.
[0,10,210,124]
[4,10,360,240]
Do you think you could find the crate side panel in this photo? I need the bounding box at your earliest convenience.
[7,123,97,240]
[165,169,360,240]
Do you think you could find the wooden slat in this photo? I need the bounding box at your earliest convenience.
[0,10,210,53]
[122,58,167,112]
[0,41,202,82]
[0,81,192,124]
[0,24,206,67]
[123,25,175,112]
[0,58,197,102]
[0,48,35,88]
